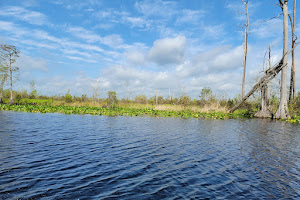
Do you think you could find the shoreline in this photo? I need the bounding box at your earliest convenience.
[0,103,299,123]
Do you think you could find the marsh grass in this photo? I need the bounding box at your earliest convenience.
[1,97,299,123]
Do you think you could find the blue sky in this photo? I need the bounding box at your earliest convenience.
[0,0,299,99]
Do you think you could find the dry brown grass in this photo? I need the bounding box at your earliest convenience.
[154,103,228,113]
[51,100,228,113]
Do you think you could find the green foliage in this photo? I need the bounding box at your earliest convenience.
[29,80,37,99]
[288,91,300,116]
[30,90,37,99]
[17,99,53,105]
[65,94,73,103]
[179,95,191,107]
[0,97,299,123]
[81,94,87,102]
[200,87,212,101]
[15,94,22,104]
[0,104,256,120]
[107,91,118,107]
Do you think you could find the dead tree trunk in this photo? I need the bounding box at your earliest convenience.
[275,0,289,119]
[230,59,284,113]
[9,55,14,105]
[267,46,273,105]
[230,41,300,113]
[289,0,296,102]
[254,71,272,118]
[241,0,249,99]
[0,75,7,103]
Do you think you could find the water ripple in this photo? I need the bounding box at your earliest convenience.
[0,112,299,199]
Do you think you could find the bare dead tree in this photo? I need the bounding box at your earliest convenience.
[275,0,289,119]
[241,0,249,99]
[254,70,272,118]
[0,66,8,103]
[288,0,296,102]
[267,45,273,105]
[255,46,273,118]
[92,87,100,104]
[230,41,299,113]
[0,44,20,104]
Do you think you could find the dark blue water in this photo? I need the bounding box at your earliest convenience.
[0,111,299,200]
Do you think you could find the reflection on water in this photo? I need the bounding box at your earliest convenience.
[0,111,299,199]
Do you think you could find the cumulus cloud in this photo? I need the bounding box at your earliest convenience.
[126,51,145,66]
[211,45,243,70]
[147,36,186,65]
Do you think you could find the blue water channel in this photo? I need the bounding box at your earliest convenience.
[0,111,299,199]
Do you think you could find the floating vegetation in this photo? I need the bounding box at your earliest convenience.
[0,104,298,123]
[0,104,254,120]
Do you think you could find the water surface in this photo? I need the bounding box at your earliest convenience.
[0,111,299,199]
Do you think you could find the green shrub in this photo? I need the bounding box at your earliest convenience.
[107,91,118,107]
[65,94,73,103]
[15,94,22,104]
[179,95,191,108]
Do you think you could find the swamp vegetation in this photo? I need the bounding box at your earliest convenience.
[0,88,300,123]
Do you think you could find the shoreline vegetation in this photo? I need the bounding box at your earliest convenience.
[0,90,299,123]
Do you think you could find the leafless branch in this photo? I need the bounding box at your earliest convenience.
[241,0,248,5]
[237,11,246,16]
[288,13,294,27]
[251,13,282,26]
[279,0,284,6]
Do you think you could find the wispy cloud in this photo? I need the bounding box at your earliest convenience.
[251,18,282,38]
[135,0,178,18]
[67,26,123,48]
[0,6,48,25]
[176,9,205,24]
[51,0,101,11]
[65,56,97,63]
[18,54,49,72]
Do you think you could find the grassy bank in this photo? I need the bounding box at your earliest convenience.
[0,102,253,120]
[0,98,299,123]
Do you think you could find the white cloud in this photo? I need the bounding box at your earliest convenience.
[176,9,205,24]
[21,0,40,7]
[122,16,150,29]
[53,0,102,11]
[67,26,123,48]
[102,34,123,47]
[202,24,226,39]
[0,20,29,37]
[147,36,186,65]
[211,45,243,70]
[19,39,57,49]
[65,56,97,63]
[17,54,49,72]
[252,18,282,38]
[0,6,48,25]
[135,0,177,18]
[126,51,145,66]
[68,26,102,43]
